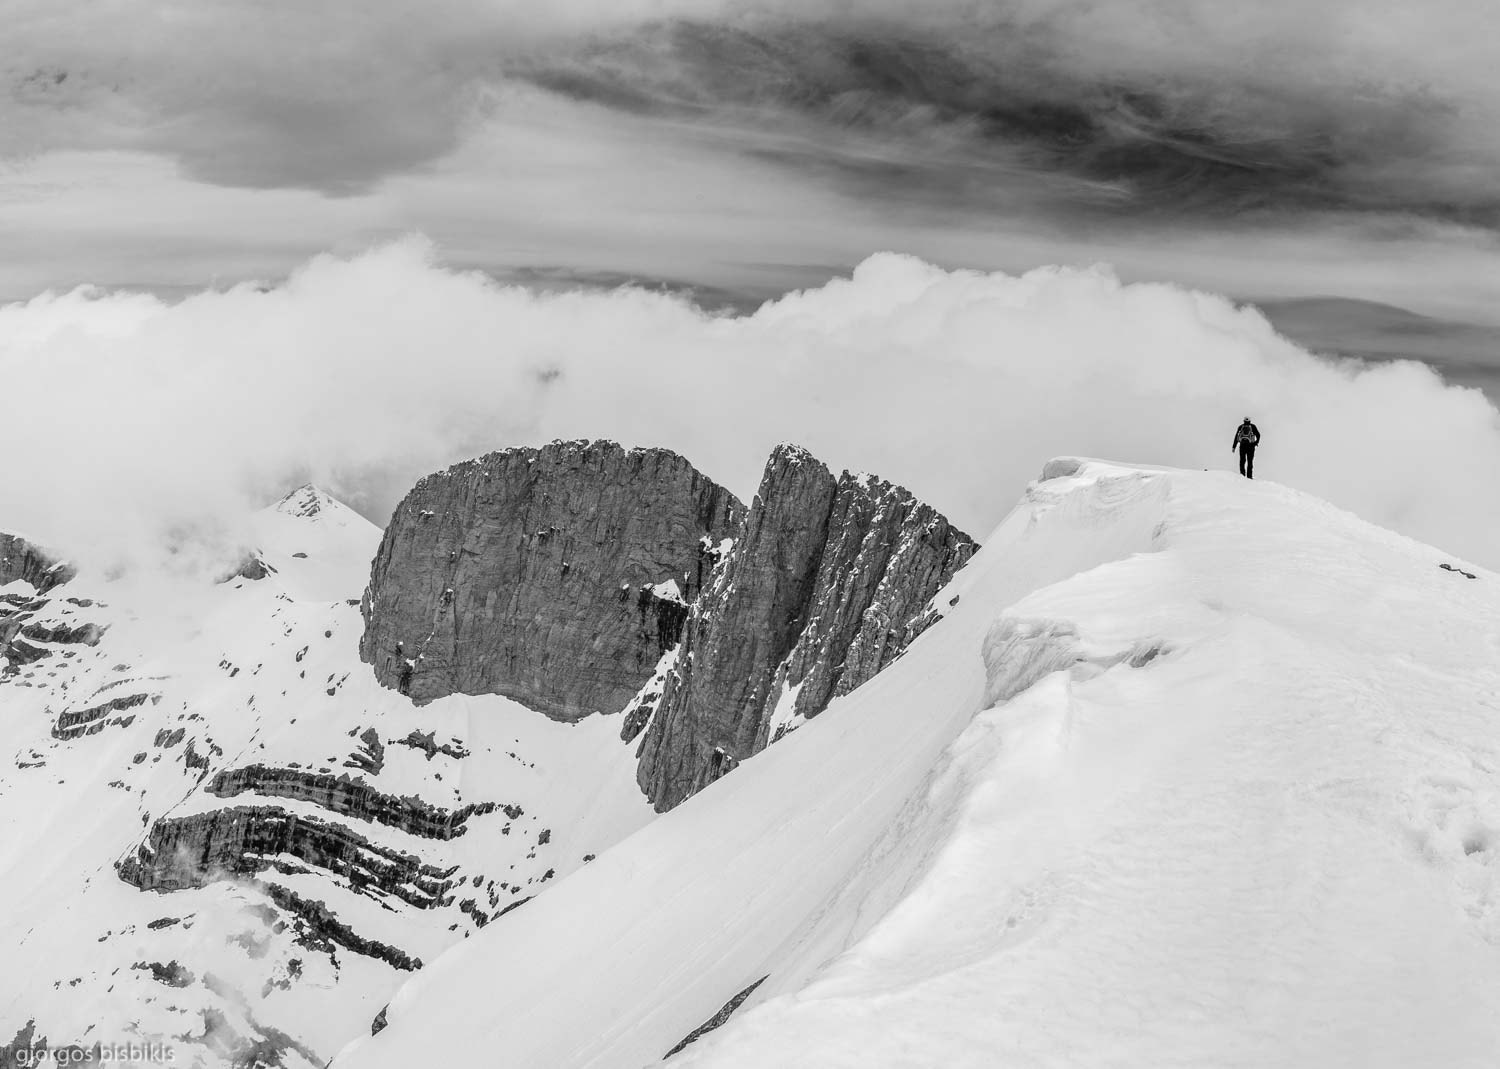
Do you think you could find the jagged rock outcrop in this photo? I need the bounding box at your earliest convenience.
[1,550,100,677]
[360,440,743,720]
[0,593,47,674]
[264,885,422,972]
[19,619,104,645]
[344,727,386,774]
[392,730,469,761]
[0,533,74,594]
[632,445,838,800]
[219,552,275,583]
[635,445,977,810]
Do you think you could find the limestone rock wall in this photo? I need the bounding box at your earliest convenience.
[206,765,501,840]
[357,438,975,813]
[358,440,743,720]
[634,446,977,810]
[0,533,75,593]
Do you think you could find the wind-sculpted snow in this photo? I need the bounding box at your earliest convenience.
[981,616,1171,707]
[339,459,1500,1069]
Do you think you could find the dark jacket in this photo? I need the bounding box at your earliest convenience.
[1233,422,1261,450]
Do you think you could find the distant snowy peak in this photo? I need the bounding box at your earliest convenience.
[275,483,327,518]
[268,483,360,525]
[247,485,382,601]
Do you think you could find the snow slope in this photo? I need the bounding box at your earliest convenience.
[338,459,1500,1069]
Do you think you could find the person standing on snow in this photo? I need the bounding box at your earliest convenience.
[1232,417,1261,479]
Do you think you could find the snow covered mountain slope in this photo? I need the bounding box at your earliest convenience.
[1,486,653,1066]
[338,459,1500,1069]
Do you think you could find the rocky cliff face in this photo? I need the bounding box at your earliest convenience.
[628,446,838,800]
[359,440,744,720]
[634,446,977,810]
[0,533,75,594]
[359,440,976,813]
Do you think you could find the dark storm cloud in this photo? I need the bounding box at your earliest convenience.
[6,0,1499,226]
[513,16,1497,228]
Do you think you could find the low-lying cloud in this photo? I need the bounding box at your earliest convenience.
[2,238,1498,577]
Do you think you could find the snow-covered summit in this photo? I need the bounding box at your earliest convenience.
[246,484,381,600]
[339,459,1500,1069]
[271,482,343,520]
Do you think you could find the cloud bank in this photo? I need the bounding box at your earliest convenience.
[2,239,1497,577]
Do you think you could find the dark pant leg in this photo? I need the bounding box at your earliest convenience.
[1239,445,1255,478]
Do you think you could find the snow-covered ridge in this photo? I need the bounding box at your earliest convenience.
[245,483,382,601]
[339,459,1500,1069]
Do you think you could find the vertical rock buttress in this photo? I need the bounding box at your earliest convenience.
[359,441,743,721]
[635,445,977,810]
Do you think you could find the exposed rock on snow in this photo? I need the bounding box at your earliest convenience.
[205,765,500,840]
[1,587,105,678]
[276,484,333,520]
[391,729,468,761]
[359,440,744,719]
[51,691,153,740]
[219,551,276,583]
[117,804,460,909]
[664,975,769,1058]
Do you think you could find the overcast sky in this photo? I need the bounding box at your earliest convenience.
[4,1,1500,575]
[5,0,1499,325]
